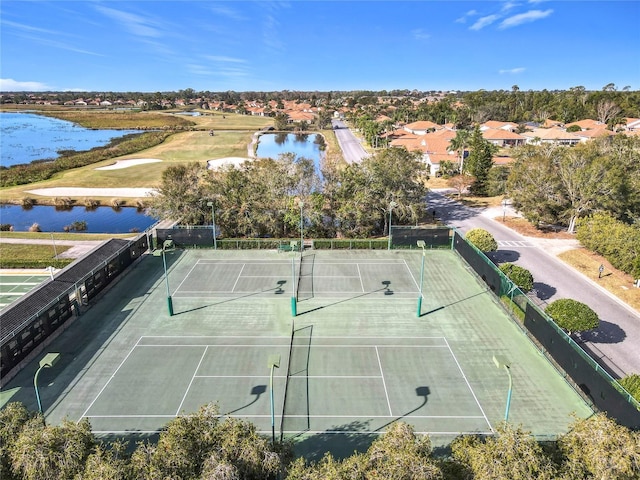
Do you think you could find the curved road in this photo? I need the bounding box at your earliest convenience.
[427,190,640,378]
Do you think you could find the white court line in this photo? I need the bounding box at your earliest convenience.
[137,344,447,348]
[356,264,365,292]
[403,259,420,291]
[231,264,245,292]
[195,375,381,379]
[443,337,494,433]
[173,260,200,294]
[375,346,393,416]
[79,337,143,422]
[140,335,447,339]
[89,413,484,419]
[175,346,208,415]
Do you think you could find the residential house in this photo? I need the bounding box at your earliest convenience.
[403,120,441,135]
[480,121,518,132]
[481,128,525,147]
[565,119,605,131]
[521,127,581,146]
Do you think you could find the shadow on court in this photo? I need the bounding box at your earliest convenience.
[291,386,431,462]
[174,281,289,315]
[421,290,489,317]
[296,283,392,316]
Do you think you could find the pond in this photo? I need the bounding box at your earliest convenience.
[255,133,324,169]
[0,112,140,167]
[0,205,157,233]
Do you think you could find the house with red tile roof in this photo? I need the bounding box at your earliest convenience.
[403,120,441,135]
[565,119,605,131]
[481,128,526,147]
[521,127,581,146]
[480,120,518,132]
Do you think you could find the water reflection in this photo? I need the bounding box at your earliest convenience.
[0,204,156,233]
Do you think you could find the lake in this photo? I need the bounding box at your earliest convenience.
[255,133,324,168]
[0,204,157,233]
[0,112,140,167]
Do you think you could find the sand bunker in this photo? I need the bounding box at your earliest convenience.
[26,187,156,198]
[95,158,162,170]
[207,157,251,170]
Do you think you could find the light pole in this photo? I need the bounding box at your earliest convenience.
[34,352,61,416]
[268,354,281,445]
[388,201,397,250]
[493,355,513,422]
[290,255,297,316]
[502,198,508,222]
[206,201,217,250]
[154,243,174,316]
[50,233,58,259]
[417,240,426,316]
[299,200,304,253]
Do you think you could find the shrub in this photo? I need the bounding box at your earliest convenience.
[54,197,73,210]
[618,374,640,402]
[83,198,99,210]
[0,224,13,231]
[545,298,600,334]
[499,263,534,292]
[111,198,123,209]
[28,223,41,232]
[21,197,35,208]
[465,228,498,252]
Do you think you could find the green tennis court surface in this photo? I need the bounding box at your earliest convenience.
[1,249,593,452]
[0,272,50,310]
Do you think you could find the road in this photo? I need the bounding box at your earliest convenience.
[331,119,369,164]
[427,190,640,378]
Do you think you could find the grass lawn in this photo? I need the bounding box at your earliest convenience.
[0,232,135,241]
[558,248,640,311]
[0,243,72,267]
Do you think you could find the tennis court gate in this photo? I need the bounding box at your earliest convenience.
[0,235,148,383]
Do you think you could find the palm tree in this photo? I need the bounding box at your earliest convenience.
[449,129,471,174]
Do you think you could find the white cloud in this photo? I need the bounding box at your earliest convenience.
[0,78,51,91]
[208,4,247,21]
[499,67,526,74]
[411,29,431,40]
[501,2,520,12]
[499,9,553,29]
[95,5,163,38]
[470,14,500,31]
[203,55,246,64]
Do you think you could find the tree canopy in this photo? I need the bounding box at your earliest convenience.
[545,298,600,334]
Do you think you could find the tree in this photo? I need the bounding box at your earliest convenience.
[10,417,94,480]
[465,125,497,195]
[618,374,640,403]
[447,174,475,198]
[545,298,599,334]
[596,99,621,126]
[558,413,640,480]
[149,162,211,226]
[0,402,33,480]
[333,147,427,237]
[450,423,557,480]
[274,112,289,130]
[449,128,471,174]
[499,263,534,292]
[465,228,498,252]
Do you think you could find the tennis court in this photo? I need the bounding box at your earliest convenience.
[0,270,51,310]
[2,248,593,452]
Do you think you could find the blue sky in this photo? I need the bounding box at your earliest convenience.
[1,1,638,92]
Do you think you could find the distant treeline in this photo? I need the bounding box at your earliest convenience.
[3,84,639,125]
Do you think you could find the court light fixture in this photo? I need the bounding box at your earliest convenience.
[493,354,513,422]
[268,354,281,444]
[34,352,61,416]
